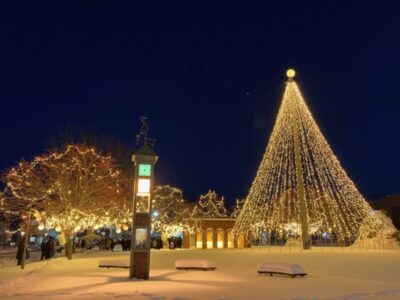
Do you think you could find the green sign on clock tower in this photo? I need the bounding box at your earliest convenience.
[138,163,152,177]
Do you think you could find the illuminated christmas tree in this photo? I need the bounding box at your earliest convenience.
[234,69,384,249]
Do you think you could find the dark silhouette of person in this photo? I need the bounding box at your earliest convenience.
[40,236,55,259]
[151,238,156,249]
[41,237,49,260]
[80,239,86,252]
[40,238,46,260]
[48,237,55,258]
[157,237,163,249]
[121,239,126,251]
[110,239,115,251]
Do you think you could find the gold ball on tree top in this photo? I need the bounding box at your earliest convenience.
[286,68,296,78]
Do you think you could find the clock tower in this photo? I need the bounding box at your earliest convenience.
[129,117,158,279]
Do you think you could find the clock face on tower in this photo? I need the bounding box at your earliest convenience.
[138,163,152,177]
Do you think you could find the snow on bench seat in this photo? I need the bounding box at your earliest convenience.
[98,259,130,269]
[175,259,217,271]
[257,263,307,278]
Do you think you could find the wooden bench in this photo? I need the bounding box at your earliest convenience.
[98,259,130,269]
[175,259,217,271]
[257,263,307,278]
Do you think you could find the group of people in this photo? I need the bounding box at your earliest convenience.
[77,237,116,251]
[119,238,131,251]
[17,235,183,266]
[16,235,56,266]
[103,237,115,251]
[151,237,163,249]
[116,236,183,250]
[167,236,182,249]
[15,233,184,266]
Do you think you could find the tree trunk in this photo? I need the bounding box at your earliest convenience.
[64,232,73,260]
[21,213,31,269]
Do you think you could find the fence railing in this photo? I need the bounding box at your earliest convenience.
[235,242,399,253]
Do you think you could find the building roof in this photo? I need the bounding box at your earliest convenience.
[135,143,158,157]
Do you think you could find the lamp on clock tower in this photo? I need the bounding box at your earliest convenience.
[129,117,158,279]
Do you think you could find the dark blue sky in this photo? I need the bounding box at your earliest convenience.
[1,1,399,205]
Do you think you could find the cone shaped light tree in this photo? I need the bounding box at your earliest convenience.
[234,70,383,249]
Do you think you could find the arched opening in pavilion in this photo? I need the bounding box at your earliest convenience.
[237,234,245,248]
[196,230,203,249]
[227,229,234,249]
[206,229,214,249]
[217,229,224,249]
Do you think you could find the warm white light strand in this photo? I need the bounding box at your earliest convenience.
[235,76,387,240]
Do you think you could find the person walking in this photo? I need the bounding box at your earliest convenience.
[80,238,86,252]
[48,237,55,258]
[40,237,48,260]
[157,237,163,249]
[121,239,126,251]
[110,239,115,251]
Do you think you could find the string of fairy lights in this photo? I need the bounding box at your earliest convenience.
[230,198,245,219]
[2,148,229,238]
[151,185,197,237]
[194,190,228,218]
[4,144,131,235]
[2,72,394,245]
[234,70,391,241]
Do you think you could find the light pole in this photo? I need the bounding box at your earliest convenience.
[287,69,311,250]
[129,117,158,279]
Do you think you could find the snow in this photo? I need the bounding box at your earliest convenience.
[175,259,217,270]
[257,262,306,276]
[98,259,130,268]
[0,248,399,299]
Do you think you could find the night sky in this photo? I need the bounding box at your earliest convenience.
[1,2,399,205]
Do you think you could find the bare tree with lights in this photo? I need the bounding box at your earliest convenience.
[152,185,194,246]
[48,125,134,178]
[1,160,48,267]
[194,190,228,218]
[3,144,128,259]
[230,198,245,219]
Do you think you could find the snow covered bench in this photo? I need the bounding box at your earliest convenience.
[257,263,307,278]
[175,259,217,271]
[98,259,130,269]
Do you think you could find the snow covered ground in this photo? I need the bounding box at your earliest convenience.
[0,248,399,300]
